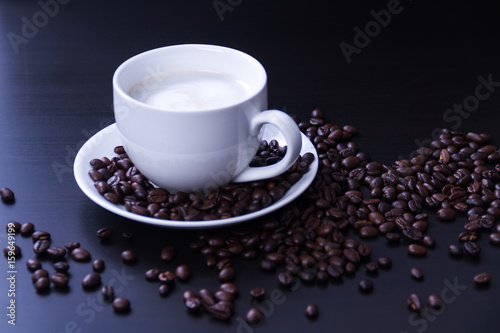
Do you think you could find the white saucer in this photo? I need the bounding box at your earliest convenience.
[73,123,318,229]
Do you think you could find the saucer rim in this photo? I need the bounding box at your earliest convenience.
[73,123,318,229]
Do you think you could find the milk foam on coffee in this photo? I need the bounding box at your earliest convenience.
[129,70,252,110]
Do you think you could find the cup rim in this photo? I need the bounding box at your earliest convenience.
[113,44,268,113]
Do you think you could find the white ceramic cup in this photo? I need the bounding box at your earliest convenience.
[113,44,302,194]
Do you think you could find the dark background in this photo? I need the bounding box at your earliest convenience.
[1,0,499,332]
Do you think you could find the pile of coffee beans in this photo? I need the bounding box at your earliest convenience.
[88,140,314,221]
[4,108,500,328]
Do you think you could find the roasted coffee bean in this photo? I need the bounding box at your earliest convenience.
[65,242,80,251]
[31,269,49,282]
[160,246,175,262]
[437,208,456,221]
[46,247,67,260]
[260,259,277,271]
[377,256,392,269]
[20,222,35,236]
[31,230,51,242]
[463,241,482,257]
[249,287,266,300]
[4,244,21,259]
[489,233,500,245]
[53,261,69,273]
[0,187,15,203]
[427,294,442,309]
[158,271,175,284]
[71,248,91,262]
[33,239,50,255]
[92,259,105,272]
[175,264,191,281]
[145,268,160,281]
[34,277,50,292]
[246,307,264,326]
[358,279,374,293]
[448,244,463,257]
[158,284,172,297]
[96,227,113,241]
[185,297,202,312]
[50,273,69,288]
[278,271,295,288]
[408,244,427,256]
[218,267,236,282]
[121,250,137,263]
[365,262,379,274]
[82,272,101,289]
[305,304,319,319]
[207,301,233,320]
[422,235,436,248]
[410,267,424,280]
[215,290,233,302]
[112,297,131,313]
[101,285,114,302]
[473,272,491,285]
[359,225,378,238]
[219,283,239,297]
[407,293,422,312]
[26,258,41,272]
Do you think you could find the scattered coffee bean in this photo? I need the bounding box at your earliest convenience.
[427,294,442,309]
[158,271,175,284]
[448,244,463,258]
[158,284,172,297]
[34,277,50,292]
[121,250,137,264]
[246,307,264,326]
[4,245,21,259]
[377,256,392,269]
[160,246,175,262]
[185,297,201,312]
[26,258,41,272]
[249,287,265,300]
[71,248,91,262]
[0,187,15,204]
[50,273,69,288]
[33,239,50,255]
[407,293,422,312]
[207,301,232,320]
[175,264,191,281]
[145,268,160,281]
[65,242,80,251]
[358,279,374,293]
[219,283,239,297]
[20,222,35,236]
[305,304,319,319]
[218,267,236,282]
[96,227,113,241]
[82,272,101,289]
[101,285,114,302]
[408,244,427,256]
[92,259,105,272]
[46,247,67,260]
[473,272,491,285]
[463,241,482,257]
[31,269,49,283]
[31,230,50,242]
[122,232,134,240]
[112,297,131,313]
[489,233,500,245]
[53,261,70,273]
[410,267,424,280]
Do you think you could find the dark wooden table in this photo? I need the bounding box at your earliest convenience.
[1,1,499,332]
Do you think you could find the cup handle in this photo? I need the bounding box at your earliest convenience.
[232,110,302,183]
